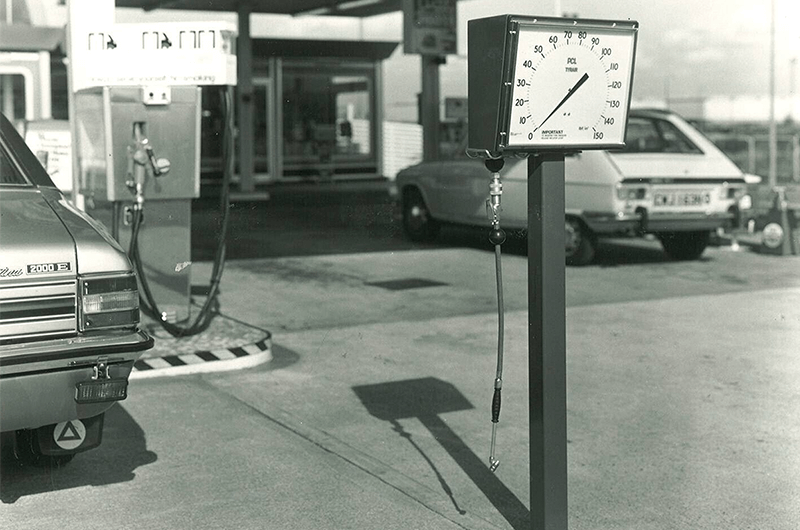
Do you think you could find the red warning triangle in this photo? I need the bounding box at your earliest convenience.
[57,421,82,442]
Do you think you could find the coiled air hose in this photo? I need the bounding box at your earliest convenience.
[485,156,506,473]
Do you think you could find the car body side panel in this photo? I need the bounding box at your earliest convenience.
[410,161,447,217]
[0,189,77,280]
[42,190,132,275]
[490,159,527,229]
[0,361,134,432]
[564,151,621,217]
[438,161,493,224]
[610,152,742,180]
[0,329,152,432]
[398,162,472,223]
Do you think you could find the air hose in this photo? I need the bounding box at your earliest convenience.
[485,156,506,473]
[128,85,235,338]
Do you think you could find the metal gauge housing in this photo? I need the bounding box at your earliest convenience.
[468,15,638,155]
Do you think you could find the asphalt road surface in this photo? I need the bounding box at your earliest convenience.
[3,184,800,530]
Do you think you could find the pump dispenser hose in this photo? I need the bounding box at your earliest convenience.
[129,86,235,338]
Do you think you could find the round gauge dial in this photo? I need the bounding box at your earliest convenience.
[506,19,637,150]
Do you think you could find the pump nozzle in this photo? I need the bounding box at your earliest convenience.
[132,123,170,177]
[143,142,170,177]
[489,376,502,472]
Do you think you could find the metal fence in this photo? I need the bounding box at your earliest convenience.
[380,123,800,186]
[707,133,800,183]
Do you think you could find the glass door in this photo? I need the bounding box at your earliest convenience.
[281,61,376,178]
[252,77,274,179]
[0,72,28,122]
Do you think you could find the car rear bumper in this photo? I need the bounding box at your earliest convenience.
[0,329,153,432]
[583,210,734,235]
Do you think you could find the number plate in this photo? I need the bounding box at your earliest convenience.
[75,378,129,404]
[653,191,711,207]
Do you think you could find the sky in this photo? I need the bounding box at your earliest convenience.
[28,0,800,121]
[376,0,800,121]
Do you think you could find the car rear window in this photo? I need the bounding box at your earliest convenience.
[0,148,30,185]
[622,116,702,155]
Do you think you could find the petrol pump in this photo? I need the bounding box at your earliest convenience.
[467,15,638,529]
[72,22,237,334]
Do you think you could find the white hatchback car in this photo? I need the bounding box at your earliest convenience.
[397,109,753,265]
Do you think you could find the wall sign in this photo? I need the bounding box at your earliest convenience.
[403,0,457,56]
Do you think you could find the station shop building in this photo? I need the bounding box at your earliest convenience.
[0,22,401,193]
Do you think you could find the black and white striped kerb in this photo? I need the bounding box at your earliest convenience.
[133,338,271,372]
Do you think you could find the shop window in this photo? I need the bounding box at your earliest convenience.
[622,116,702,154]
[50,58,69,120]
[282,63,373,173]
[0,74,26,121]
[200,86,233,176]
[201,75,273,177]
[253,82,271,173]
[201,87,225,162]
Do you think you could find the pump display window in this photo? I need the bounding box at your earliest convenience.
[282,61,374,177]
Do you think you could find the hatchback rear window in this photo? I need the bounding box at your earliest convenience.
[0,148,29,185]
[623,116,702,154]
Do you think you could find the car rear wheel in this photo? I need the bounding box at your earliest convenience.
[659,230,710,260]
[13,429,75,467]
[402,188,440,242]
[565,217,596,266]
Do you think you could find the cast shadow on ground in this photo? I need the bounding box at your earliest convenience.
[0,404,156,504]
[353,377,530,530]
[261,343,301,371]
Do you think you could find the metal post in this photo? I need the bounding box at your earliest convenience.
[421,55,441,161]
[237,3,255,193]
[528,153,568,530]
[747,136,757,176]
[793,135,800,182]
[2,0,12,119]
[374,62,385,178]
[769,0,777,187]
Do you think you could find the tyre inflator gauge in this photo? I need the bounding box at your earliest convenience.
[468,15,638,474]
[468,15,638,156]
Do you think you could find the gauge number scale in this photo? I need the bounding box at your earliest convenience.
[507,20,637,150]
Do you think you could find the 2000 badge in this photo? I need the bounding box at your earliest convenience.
[27,262,72,274]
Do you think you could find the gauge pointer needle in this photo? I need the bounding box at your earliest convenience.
[534,73,589,132]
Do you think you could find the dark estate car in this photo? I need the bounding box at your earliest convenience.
[0,113,152,465]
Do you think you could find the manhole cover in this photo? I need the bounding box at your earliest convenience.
[366,278,448,291]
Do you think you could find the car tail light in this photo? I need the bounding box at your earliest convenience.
[79,274,140,332]
[719,183,745,200]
